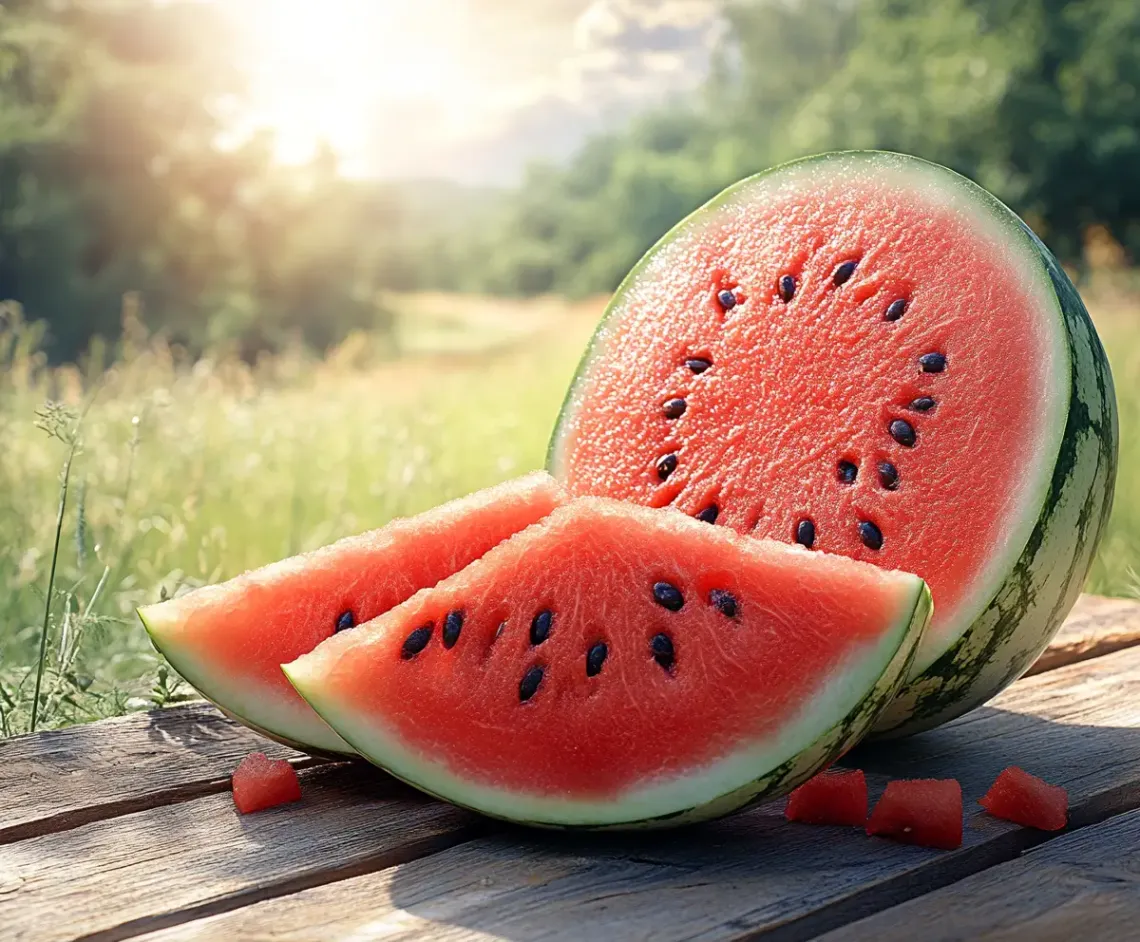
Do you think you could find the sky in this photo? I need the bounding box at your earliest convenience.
[223,0,724,184]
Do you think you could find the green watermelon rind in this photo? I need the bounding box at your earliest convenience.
[284,580,932,830]
[137,606,357,757]
[547,150,1118,738]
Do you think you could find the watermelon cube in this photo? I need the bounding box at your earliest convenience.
[980,766,1067,831]
[866,778,962,850]
[785,769,868,826]
[232,752,302,814]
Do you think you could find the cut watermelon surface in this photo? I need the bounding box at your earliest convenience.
[550,151,1117,737]
[866,778,963,850]
[139,472,563,755]
[285,499,930,829]
[231,752,302,814]
[980,766,1067,831]
[784,769,868,827]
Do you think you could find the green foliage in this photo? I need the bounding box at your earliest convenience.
[475,0,1140,296]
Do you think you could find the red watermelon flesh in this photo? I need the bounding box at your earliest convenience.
[548,152,1115,736]
[980,766,1067,831]
[285,499,931,828]
[785,768,868,827]
[232,752,302,814]
[139,472,564,755]
[866,778,963,849]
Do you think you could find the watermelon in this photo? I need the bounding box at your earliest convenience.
[549,151,1118,737]
[980,766,1067,831]
[284,498,931,829]
[784,768,868,827]
[231,752,302,814]
[139,472,563,755]
[866,778,963,850]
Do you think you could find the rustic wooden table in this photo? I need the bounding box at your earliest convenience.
[4,594,1140,942]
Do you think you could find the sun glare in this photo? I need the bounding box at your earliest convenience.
[228,0,475,175]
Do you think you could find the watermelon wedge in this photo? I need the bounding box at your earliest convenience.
[285,499,931,828]
[139,472,563,755]
[549,151,1117,737]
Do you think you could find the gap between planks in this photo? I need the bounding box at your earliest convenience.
[147,642,1140,942]
[3,593,1136,851]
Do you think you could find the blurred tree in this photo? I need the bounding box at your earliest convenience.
[472,0,1140,296]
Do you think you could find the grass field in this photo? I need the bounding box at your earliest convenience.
[1,283,1138,736]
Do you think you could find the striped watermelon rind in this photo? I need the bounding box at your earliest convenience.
[547,151,1118,737]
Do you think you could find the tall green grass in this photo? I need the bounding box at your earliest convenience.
[0,282,1137,735]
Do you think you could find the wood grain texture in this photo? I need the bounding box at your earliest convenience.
[0,703,318,846]
[1026,594,1140,675]
[0,763,477,942]
[138,643,1140,942]
[818,809,1140,942]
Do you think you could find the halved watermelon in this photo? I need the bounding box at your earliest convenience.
[139,472,563,755]
[979,766,1067,831]
[785,768,868,827]
[866,778,963,850]
[549,151,1117,737]
[285,499,930,828]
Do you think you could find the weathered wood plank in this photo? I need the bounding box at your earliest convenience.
[137,643,1140,942]
[4,595,1135,848]
[1026,593,1140,675]
[818,809,1140,942]
[0,703,322,846]
[0,763,477,942]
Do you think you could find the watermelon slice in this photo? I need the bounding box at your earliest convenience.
[285,499,931,828]
[548,151,1117,738]
[980,766,1067,831]
[139,472,563,755]
[866,778,963,850]
[784,769,868,827]
[232,752,302,814]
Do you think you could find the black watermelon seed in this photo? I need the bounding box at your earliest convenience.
[442,610,464,649]
[796,518,816,549]
[910,396,936,412]
[709,589,738,618]
[717,288,737,311]
[519,665,544,702]
[663,398,687,419]
[650,633,675,670]
[878,461,900,490]
[778,274,796,302]
[653,581,685,611]
[695,504,719,524]
[837,460,858,484]
[833,260,858,286]
[586,642,608,677]
[859,520,884,551]
[889,419,917,447]
[335,610,355,632]
[885,298,908,321]
[686,357,712,374]
[919,352,947,373]
[401,624,432,659]
[656,453,678,481]
[530,609,553,646]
